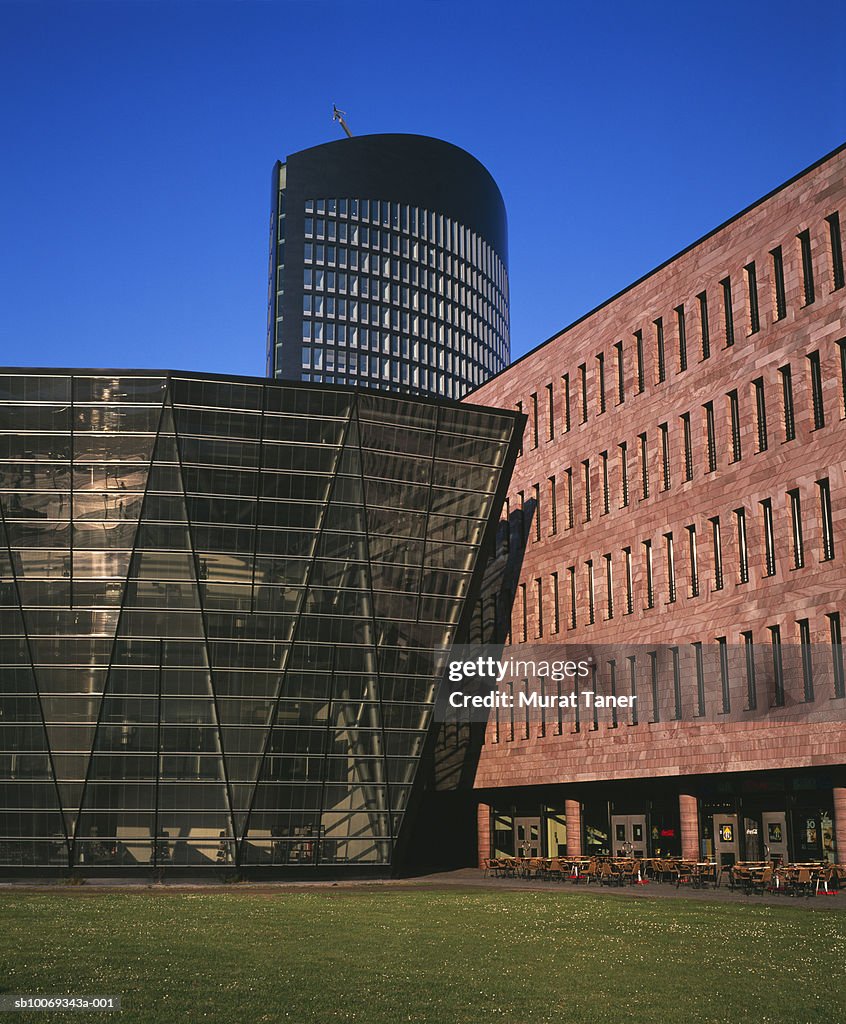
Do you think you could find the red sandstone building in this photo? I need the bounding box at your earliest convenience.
[464,142,846,869]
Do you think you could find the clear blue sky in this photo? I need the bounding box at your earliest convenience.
[2,0,844,376]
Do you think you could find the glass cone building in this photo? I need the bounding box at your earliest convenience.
[0,369,521,872]
[266,134,510,399]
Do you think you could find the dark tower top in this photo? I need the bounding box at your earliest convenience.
[266,133,510,399]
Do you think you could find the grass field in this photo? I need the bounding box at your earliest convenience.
[1,889,843,1024]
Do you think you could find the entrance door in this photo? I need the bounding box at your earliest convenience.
[514,817,541,857]
[610,814,648,857]
[712,813,739,868]
[761,812,789,863]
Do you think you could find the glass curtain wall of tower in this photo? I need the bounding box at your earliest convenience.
[0,369,521,871]
[266,134,510,400]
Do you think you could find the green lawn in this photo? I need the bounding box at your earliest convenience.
[1,889,843,1024]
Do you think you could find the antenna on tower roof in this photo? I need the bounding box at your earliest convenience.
[332,105,353,139]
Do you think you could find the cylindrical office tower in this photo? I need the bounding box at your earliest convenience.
[266,134,510,400]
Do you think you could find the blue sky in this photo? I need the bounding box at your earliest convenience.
[2,0,844,376]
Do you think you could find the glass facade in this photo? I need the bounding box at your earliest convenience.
[290,198,508,398]
[266,135,510,399]
[0,370,519,869]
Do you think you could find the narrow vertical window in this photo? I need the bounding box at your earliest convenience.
[532,482,541,542]
[769,624,785,706]
[753,377,768,452]
[535,577,544,638]
[567,566,577,628]
[681,411,693,481]
[761,497,776,577]
[718,636,731,714]
[721,276,735,347]
[619,441,629,507]
[788,488,804,569]
[562,373,571,433]
[596,352,606,414]
[586,559,595,625]
[676,305,687,372]
[827,212,844,291]
[710,516,723,591]
[518,489,526,543]
[798,229,815,306]
[551,571,560,635]
[704,401,717,472]
[742,630,757,710]
[818,477,834,561]
[639,432,649,499]
[728,389,741,462]
[838,339,846,419]
[549,475,557,535]
[671,647,682,720]
[608,659,619,728]
[530,392,539,449]
[564,467,574,529]
[628,656,639,725]
[623,546,633,614]
[604,553,614,620]
[698,290,710,360]
[546,382,555,440]
[515,400,523,456]
[735,507,749,584]
[744,262,760,334]
[579,363,588,423]
[771,246,786,321]
[635,330,645,393]
[654,317,666,383]
[582,459,591,522]
[649,650,660,723]
[665,532,676,603]
[693,641,705,716]
[779,364,795,441]
[615,340,625,403]
[808,351,825,429]
[519,582,527,642]
[659,422,670,490]
[798,618,814,701]
[687,524,699,597]
[827,612,845,699]
[600,450,610,515]
[643,539,654,609]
